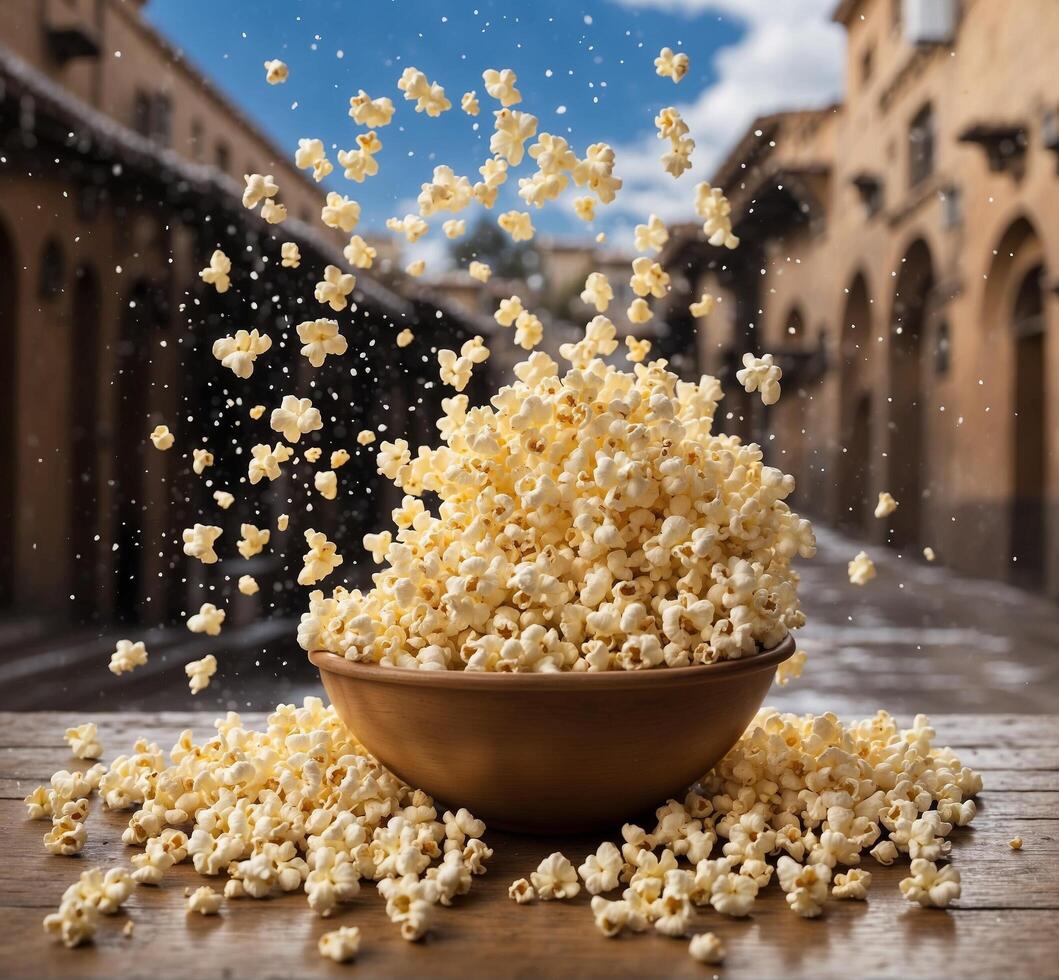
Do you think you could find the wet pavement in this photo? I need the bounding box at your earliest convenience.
[3,524,1057,716]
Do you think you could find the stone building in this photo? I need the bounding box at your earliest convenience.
[0,0,492,628]
[660,0,1059,594]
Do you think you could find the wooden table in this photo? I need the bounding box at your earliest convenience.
[2,712,1056,978]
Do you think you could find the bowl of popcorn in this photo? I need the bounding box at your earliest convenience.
[303,349,815,832]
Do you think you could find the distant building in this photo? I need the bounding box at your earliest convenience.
[661,0,1059,595]
[0,0,491,625]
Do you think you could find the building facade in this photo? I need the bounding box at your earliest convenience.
[0,0,490,627]
[661,0,1059,595]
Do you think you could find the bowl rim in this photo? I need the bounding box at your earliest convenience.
[309,631,796,690]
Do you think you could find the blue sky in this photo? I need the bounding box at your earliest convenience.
[145,0,842,258]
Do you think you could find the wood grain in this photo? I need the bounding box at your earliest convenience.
[1,713,1057,979]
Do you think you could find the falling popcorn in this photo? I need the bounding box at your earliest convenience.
[64,723,103,760]
[297,319,348,368]
[338,132,382,183]
[321,192,361,232]
[386,214,429,243]
[580,273,612,313]
[295,138,332,182]
[695,181,740,249]
[406,259,426,278]
[396,328,414,348]
[182,524,222,565]
[490,108,538,165]
[315,470,338,500]
[344,235,377,269]
[628,298,652,325]
[654,46,689,83]
[270,395,323,444]
[213,490,234,510]
[242,173,279,210]
[689,293,716,318]
[185,654,217,695]
[298,530,343,586]
[348,89,395,127]
[237,523,271,560]
[212,329,272,379]
[238,575,259,596]
[498,209,535,242]
[397,66,451,116]
[634,214,669,254]
[280,242,301,268]
[109,639,147,676]
[149,424,174,450]
[482,68,522,106]
[848,550,876,586]
[443,219,466,239]
[736,352,783,406]
[187,603,225,636]
[468,261,492,283]
[573,196,596,221]
[192,448,213,475]
[357,429,377,445]
[625,336,651,363]
[460,91,479,116]
[315,265,356,311]
[263,59,288,85]
[875,491,899,518]
[199,249,231,293]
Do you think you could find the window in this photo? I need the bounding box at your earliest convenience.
[190,119,204,161]
[215,141,231,174]
[133,90,152,137]
[152,94,172,147]
[908,103,935,187]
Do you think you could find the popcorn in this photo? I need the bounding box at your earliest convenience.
[438,336,490,392]
[443,219,467,239]
[263,59,288,84]
[238,575,259,596]
[514,311,543,351]
[192,448,213,474]
[271,395,323,444]
[483,68,522,106]
[331,449,350,469]
[65,723,102,760]
[580,272,613,312]
[574,196,596,221]
[490,108,538,165]
[460,91,480,115]
[242,173,279,210]
[531,852,580,900]
[349,89,395,127]
[319,925,361,962]
[321,192,361,233]
[397,66,451,116]
[848,550,876,586]
[277,514,290,531]
[655,47,689,83]
[149,424,174,450]
[237,523,271,559]
[690,293,716,318]
[62,868,132,916]
[833,868,872,900]
[187,603,225,636]
[628,298,652,324]
[43,899,97,947]
[418,165,473,216]
[630,256,670,298]
[186,886,222,915]
[315,470,338,500]
[655,107,694,178]
[295,138,328,176]
[508,878,535,903]
[386,214,429,243]
[775,648,807,686]
[45,814,87,855]
[406,259,426,278]
[338,131,382,182]
[1009,836,1023,850]
[182,524,222,565]
[634,215,669,254]
[214,490,234,510]
[736,352,782,406]
[281,242,301,268]
[262,199,287,227]
[776,856,830,917]
[249,405,266,420]
[109,639,147,675]
[688,932,725,965]
[212,329,272,379]
[494,295,524,327]
[572,142,622,203]
[297,319,348,368]
[591,896,647,937]
[305,847,361,916]
[498,209,535,242]
[468,261,492,282]
[344,234,377,269]
[299,529,343,586]
[626,336,651,363]
[900,859,961,908]
[695,182,740,249]
[875,491,899,518]
[185,654,217,695]
[199,249,231,293]
[248,442,293,485]
[315,265,356,312]
[578,842,622,895]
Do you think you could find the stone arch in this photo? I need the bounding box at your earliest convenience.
[837,270,875,532]
[0,216,17,607]
[887,238,934,548]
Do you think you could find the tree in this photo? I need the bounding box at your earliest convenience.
[449,216,539,280]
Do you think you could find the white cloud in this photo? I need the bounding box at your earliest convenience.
[606,0,844,220]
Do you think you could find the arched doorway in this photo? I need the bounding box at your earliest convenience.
[837,272,874,532]
[1011,264,1046,588]
[888,240,934,548]
[0,219,17,608]
[70,265,102,618]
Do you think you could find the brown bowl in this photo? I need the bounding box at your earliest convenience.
[309,633,795,833]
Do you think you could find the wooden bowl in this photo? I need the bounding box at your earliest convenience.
[309,633,795,833]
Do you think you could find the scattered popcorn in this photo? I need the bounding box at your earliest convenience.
[199,249,231,293]
[899,859,961,908]
[630,256,670,298]
[498,209,535,242]
[634,214,669,254]
[1009,836,1023,850]
[299,529,343,586]
[187,602,225,637]
[628,298,653,324]
[238,523,271,560]
[848,550,876,586]
[261,198,287,226]
[344,234,377,269]
[406,259,426,278]
[295,138,329,178]
[508,878,535,903]
[494,295,524,327]
[736,352,782,406]
[924,546,936,561]
[186,886,222,915]
[443,218,467,239]
[396,329,414,348]
[248,442,293,485]
[626,336,652,363]
[64,723,102,760]
[185,654,217,695]
[468,261,492,282]
[438,335,490,392]
[271,395,323,445]
[315,265,357,312]
[319,925,361,963]
[775,648,807,686]
[182,524,222,565]
[357,429,377,445]
[514,310,543,350]
[315,470,338,500]
[572,142,622,203]
[62,868,132,916]
[574,195,597,221]
[281,242,301,268]
[875,491,899,518]
[212,329,272,379]
[331,449,350,469]
[580,272,613,312]
[655,47,689,83]
[322,192,361,233]
[263,59,288,85]
[695,182,740,249]
[43,898,97,947]
[578,842,623,895]
[238,575,259,596]
[45,814,87,855]
[460,91,480,115]
[149,424,174,451]
[655,106,694,178]
[297,319,348,368]
[689,293,716,318]
[833,868,872,900]
[338,131,383,182]
[192,448,213,475]
[531,853,580,901]
[277,514,290,531]
[483,67,522,106]
[490,108,538,165]
[109,639,147,675]
[349,89,395,127]
[386,213,429,243]
[397,66,451,116]
[249,405,266,420]
[242,173,279,210]
[418,165,474,216]
[688,932,725,965]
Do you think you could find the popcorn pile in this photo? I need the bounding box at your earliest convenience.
[299,351,816,671]
[508,708,979,953]
[32,698,492,948]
